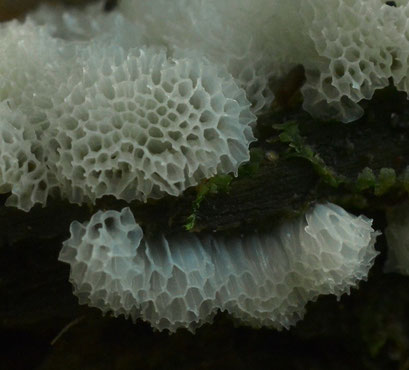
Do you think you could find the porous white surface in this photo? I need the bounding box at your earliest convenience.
[0,18,70,210]
[0,102,50,211]
[0,11,255,209]
[118,0,277,113]
[59,203,379,332]
[51,45,255,203]
[270,0,409,122]
[385,202,409,275]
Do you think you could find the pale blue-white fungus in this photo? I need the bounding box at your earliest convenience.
[59,203,379,333]
[0,4,256,210]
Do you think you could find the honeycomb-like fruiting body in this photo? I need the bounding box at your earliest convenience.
[50,45,256,203]
[0,18,71,210]
[385,202,409,275]
[0,13,255,210]
[269,0,409,122]
[118,0,277,114]
[59,203,379,333]
[0,102,51,211]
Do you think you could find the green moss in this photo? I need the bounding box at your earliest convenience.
[351,167,397,196]
[238,148,264,177]
[273,121,342,188]
[374,168,396,196]
[356,167,377,192]
[185,148,265,231]
[185,174,233,231]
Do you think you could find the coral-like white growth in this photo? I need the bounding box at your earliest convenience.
[50,45,255,203]
[59,203,379,332]
[0,10,255,210]
[385,202,409,275]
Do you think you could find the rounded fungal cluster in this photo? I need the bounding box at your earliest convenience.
[293,0,409,122]
[0,4,255,210]
[59,203,379,332]
[269,0,409,122]
[51,46,255,203]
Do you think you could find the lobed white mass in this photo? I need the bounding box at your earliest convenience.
[50,45,255,203]
[272,0,409,122]
[0,6,255,210]
[59,203,379,332]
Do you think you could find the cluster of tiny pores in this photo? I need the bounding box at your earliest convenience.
[2,1,402,332]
